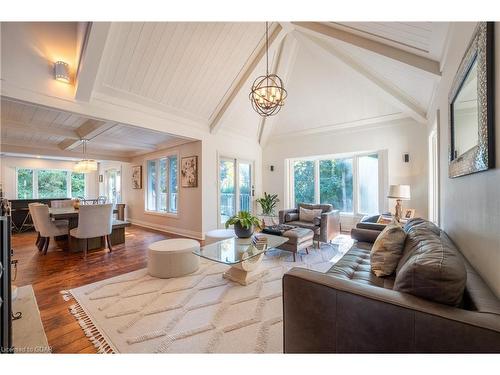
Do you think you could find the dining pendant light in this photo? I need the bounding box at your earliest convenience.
[249,22,287,116]
[74,139,97,173]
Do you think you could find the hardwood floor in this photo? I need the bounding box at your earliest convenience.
[11,225,193,353]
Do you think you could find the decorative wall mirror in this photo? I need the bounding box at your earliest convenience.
[449,22,494,178]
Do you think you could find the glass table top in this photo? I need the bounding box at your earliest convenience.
[193,233,289,265]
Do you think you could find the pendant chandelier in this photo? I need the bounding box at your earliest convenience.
[250,22,287,117]
[74,139,98,173]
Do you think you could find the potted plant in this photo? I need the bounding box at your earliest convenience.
[256,192,279,216]
[225,211,261,238]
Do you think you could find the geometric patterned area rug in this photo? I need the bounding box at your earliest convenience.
[62,236,353,353]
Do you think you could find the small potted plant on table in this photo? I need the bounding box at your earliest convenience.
[225,211,261,238]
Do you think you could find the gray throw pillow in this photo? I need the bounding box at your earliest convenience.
[394,228,466,306]
[299,207,322,223]
[370,221,406,277]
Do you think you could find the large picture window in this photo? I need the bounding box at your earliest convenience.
[289,152,382,215]
[16,168,86,199]
[146,154,178,214]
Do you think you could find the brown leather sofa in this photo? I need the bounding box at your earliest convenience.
[282,219,500,353]
[279,203,341,246]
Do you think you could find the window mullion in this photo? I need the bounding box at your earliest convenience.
[33,170,38,199]
[166,157,170,213]
[156,159,161,212]
[314,160,320,204]
[353,156,359,216]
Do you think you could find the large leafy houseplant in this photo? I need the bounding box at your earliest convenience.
[256,192,279,216]
[225,211,261,238]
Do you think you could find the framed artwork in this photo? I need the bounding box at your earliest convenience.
[132,165,142,189]
[403,208,416,219]
[181,156,198,188]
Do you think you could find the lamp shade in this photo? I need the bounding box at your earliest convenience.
[387,184,411,200]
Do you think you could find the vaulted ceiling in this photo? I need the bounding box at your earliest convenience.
[0,21,451,159]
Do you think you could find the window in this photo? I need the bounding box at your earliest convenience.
[16,168,86,199]
[289,152,382,215]
[146,155,178,214]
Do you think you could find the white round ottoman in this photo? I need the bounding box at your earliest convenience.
[204,229,235,245]
[147,239,200,278]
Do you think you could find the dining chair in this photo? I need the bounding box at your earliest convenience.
[30,204,69,255]
[69,204,114,258]
[98,196,107,204]
[50,199,74,208]
[28,203,44,251]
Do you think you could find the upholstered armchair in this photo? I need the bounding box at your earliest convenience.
[279,203,341,245]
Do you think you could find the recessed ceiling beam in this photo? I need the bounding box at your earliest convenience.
[58,119,115,150]
[291,22,441,77]
[295,32,427,124]
[209,23,290,134]
[0,143,132,163]
[1,120,79,139]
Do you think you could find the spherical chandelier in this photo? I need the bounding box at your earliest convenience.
[250,22,287,117]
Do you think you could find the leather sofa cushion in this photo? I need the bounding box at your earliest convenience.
[285,212,299,222]
[282,227,314,245]
[299,207,322,223]
[328,245,395,289]
[298,203,332,213]
[394,226,467,307]
[370,222,406,277]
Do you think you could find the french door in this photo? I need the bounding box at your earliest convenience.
[219,157,253,227]
[105,168,121,204]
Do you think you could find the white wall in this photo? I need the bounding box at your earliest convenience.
[427,22,500,298]
[263,119,428,229]
[122,141,203,239]
[0,155,98,199]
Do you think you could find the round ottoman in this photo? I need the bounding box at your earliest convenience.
[204,228,235,245]
[147,239,200,278]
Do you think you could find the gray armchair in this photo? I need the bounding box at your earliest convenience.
[279,203,341,245]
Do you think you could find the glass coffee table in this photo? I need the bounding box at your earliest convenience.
[193,233,289,286]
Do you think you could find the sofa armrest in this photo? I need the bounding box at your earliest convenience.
[283,268,500,353]
[319,209,341,242]
[356,222,387,232]
[279,208,298,224]
[350,227,380,243]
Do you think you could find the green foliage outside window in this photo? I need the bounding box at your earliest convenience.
[293,160,315,206]
[17,169,33,199]
[71,173,85,198]
[319,159,353,213]
[37,170,68,198]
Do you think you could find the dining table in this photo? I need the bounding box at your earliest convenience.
[49,207,130,253]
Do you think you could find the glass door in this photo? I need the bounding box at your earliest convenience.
[219,157,253,227]
[105,168,121,204]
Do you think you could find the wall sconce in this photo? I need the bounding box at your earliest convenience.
[54,61,70,83]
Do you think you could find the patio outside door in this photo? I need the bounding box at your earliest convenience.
[105,168,121,204]
[219,157,253,227]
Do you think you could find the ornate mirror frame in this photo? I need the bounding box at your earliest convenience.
[448,22,494,178]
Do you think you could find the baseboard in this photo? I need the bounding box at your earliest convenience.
[128,218,204,240]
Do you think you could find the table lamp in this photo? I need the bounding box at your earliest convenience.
[387,185,411,222]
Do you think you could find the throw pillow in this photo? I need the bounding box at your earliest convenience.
[299,207,322,223]
[370,221,407,277]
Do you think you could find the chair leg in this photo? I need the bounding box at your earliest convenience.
[37,236,45,251]
[43,237,50,255]
[293,252,296,262]
[36,232,41,246]
[107,235,113,252]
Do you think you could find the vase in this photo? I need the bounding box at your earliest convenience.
[234,222,254,238]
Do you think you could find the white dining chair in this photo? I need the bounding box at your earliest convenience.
[50,199,74,208]
[69,204,114,258]
[28,202,44,251]
[30,204,69,255]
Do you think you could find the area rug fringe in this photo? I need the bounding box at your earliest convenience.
[68,300,115,354]
[60,290,74,302]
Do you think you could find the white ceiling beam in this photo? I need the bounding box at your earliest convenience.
[258,34,299,147]
[209,23,290,134]
[75,22,112,102]
[1,120,79,139]
[0,143,132,163]
[291,22,441,77]
[58,119,116,150]
[295,32,427,124]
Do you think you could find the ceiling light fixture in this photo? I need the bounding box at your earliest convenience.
[74,139,97,173]
[249,22,287,117]
[54,61,70,83]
